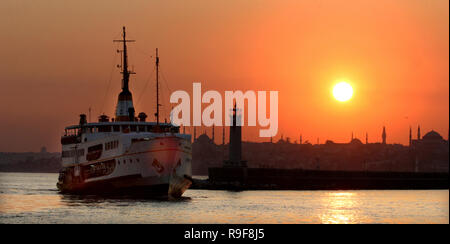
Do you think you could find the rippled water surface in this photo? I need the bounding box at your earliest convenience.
[0,173,448,224]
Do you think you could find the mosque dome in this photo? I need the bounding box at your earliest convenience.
[422,130,443,141]
[196,133,212,143]
[350,138,363,144]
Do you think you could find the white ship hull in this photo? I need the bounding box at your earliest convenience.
[58,133,192,198]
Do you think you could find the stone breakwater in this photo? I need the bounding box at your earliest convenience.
[191,168,449,190]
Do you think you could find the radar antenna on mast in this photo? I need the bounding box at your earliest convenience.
[113,26,136,92]
[113,26,137,121]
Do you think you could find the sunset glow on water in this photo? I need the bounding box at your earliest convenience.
[0,173,447,224]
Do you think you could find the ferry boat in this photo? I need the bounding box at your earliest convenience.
[57,27,192,198]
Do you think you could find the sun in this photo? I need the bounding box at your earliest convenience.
[333,82,353,102]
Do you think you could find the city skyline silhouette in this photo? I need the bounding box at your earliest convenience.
[0,0,448,152]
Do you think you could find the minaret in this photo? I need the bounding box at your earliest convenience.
[300,134,302,144]
[222,126,225,145]
[351,132,354,141]
[409,126,412,146]
[88,107,91,123]
[114,26,136,121]
[366,132,368,144]
[212,124,215,143]
[382,126,386,145]
[193,127,196,142]
[417,125,421,140]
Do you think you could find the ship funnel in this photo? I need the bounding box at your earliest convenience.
[138,112,147,122]
[98,114,109,122]
[79,114,87,125]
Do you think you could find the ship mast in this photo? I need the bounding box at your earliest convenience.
[113,26,136,121]
[155,48,160,125]
[114,26,135,92]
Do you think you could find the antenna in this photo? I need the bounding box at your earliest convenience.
[88,107,91,123]
[113,26,135,92]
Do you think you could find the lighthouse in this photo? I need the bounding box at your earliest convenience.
[224,104,247,167]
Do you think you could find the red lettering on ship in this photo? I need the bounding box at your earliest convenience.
[152,159,164,173]
[173,159,182,174]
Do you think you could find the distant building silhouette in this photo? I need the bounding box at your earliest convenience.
[194,127,448,175]
[193,126,196,142]
[418,125,421,140]
[350,138,363,145]
[222,126,225,145]
[196,133,213,144]
[409,126,412,147]
[382,126,386,145]
[411,130,449,172]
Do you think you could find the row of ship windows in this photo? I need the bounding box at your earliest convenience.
[64,125,179,137]
[117,158,140,165]
[62,149,85,158]
[63,140,118,158]
[105,140,119,151]
[92,125,176,133]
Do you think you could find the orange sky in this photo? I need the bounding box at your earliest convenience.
[0,0,448,152]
